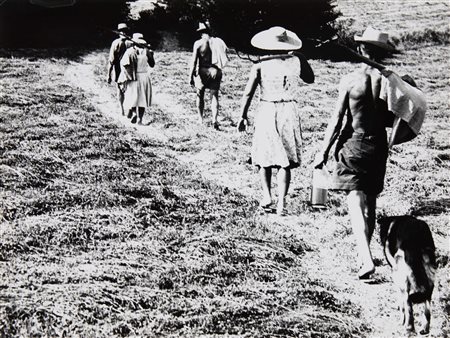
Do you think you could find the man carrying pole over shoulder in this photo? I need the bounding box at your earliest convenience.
[314,26,422,280]
[107,23,133,116]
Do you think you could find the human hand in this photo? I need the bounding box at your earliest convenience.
[313,152,328,169]
[237,118,248,132]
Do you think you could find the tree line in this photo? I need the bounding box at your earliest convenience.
[0,0,342,55]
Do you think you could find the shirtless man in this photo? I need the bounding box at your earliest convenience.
[314,27,394,279]
[188,22,227,129]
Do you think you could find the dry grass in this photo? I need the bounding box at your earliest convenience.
[0,51,369,337]
[1,2,449,337]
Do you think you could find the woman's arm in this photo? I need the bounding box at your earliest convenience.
[147,49,155,68]
[294,52,314,84]
[237,64,260,131]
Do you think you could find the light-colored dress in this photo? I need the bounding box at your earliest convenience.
[245,56,303,168]
[120,47,153,110]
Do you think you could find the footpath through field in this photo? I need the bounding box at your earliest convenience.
[66,49,448,337]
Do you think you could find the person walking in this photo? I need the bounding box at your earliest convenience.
[188,22,228,129]
[314,26,397,279]
[118,33,155,125]
[237,26,314,216]
[107,23,133,116]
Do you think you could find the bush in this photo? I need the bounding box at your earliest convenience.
[138,0,341,53]
[0,0,130,47]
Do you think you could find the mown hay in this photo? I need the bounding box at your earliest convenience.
[0,50,369,337]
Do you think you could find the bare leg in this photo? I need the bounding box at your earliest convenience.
[276,168,291,215]
[138,107,145,125]
[196,88,205,123]
[404,297,415,332]
[211,89,219,129]
[367,194,376,241]
[420,299,431,335]
[130,107,138,124]
[347,190,375,278]
[259,167,272,206]
[117,84,125,115]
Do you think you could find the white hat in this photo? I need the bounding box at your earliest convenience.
[132,33,147,45]
[354,26,394,50]
[251,26,302,51]
[196,22,210,32]
[117,23,128,31]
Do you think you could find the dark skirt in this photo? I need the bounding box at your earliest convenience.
[331,131,388,195]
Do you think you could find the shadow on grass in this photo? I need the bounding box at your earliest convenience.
[410,198,450,216]
[0,47,97,62]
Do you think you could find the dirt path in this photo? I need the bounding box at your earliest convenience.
[66,51,447,338]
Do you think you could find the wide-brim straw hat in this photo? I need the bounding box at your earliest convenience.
[117,23,128,31]
[354,26,394,51]
[251,26,302,51]
[132,33,147,45]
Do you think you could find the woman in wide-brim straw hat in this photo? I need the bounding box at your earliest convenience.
[237,26,315,216]
[118,33,155,125]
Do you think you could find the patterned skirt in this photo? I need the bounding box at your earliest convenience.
[251,101,302,169]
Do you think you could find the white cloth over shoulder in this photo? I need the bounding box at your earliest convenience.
[209,37,228,70]
[380,72,426,145]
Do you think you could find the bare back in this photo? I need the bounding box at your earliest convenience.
[343,66,388,134]
[194,37,213,68]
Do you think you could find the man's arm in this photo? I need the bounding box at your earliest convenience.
[188,41,199,86]
[107,41,117,83]
[314,77,349,167]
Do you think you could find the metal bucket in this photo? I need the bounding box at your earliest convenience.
[310,168,328,208]
[310,185,328,208]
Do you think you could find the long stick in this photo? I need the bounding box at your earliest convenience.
[111,29,153,51]
[325,40,386,70]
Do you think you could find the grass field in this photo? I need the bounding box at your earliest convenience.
[1,1,449,337]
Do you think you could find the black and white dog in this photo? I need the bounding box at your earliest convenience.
[378,215,437,335]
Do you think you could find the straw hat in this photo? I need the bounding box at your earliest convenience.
[132,33,147,45]
[196,22,210,32]
[251,26,302,51]
[354,26,394,50]
[117,23,128,31]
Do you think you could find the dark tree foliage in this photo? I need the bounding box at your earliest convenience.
[143,0,341,53]
[0,0,130,48]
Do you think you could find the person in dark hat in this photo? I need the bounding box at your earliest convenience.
[314,26,396,280]
[188,22,228,129]
[107,23,133,116]
[237,26,314,216]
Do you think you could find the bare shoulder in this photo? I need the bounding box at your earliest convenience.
[368,67,383,81]
[339,72,356,88]
[193,39,202,50]
[342,67,381,87]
